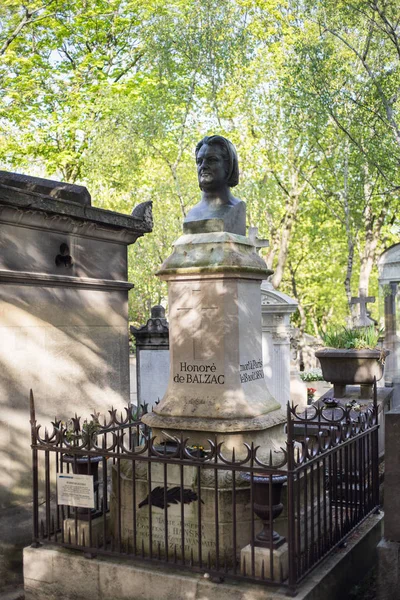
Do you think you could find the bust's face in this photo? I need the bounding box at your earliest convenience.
[196,144,228,191]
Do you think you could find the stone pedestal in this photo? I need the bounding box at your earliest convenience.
[63,514,110,547]
[114,228,287,567]
[143,232,286,450]
[240,543,289,581]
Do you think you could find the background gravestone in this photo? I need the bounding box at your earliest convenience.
[130,305,169,411]
[0,171,152,587]
[260,281,307,409]
[378,244,400,404]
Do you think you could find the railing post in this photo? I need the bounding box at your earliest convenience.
[30,390,40,547]
[373,377,380,511]
[286,402,297,596]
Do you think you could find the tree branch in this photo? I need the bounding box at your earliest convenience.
[0,3,54,56]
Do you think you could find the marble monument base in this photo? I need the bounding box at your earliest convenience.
[110,458,286,566]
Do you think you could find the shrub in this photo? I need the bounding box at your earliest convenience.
[321,326,382,350]
[300,369,324,382]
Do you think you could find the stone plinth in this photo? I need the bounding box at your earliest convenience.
[240,543,289,582]
[23,513,384,600]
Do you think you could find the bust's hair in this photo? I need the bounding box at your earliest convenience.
[195,135,239,188]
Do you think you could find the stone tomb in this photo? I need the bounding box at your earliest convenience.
[0,171,152,586]
[112,135,287,577]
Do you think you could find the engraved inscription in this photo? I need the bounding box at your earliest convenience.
[239,358,264,383]
[174,362,224,385]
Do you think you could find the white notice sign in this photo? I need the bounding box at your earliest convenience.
[57,473,95,509]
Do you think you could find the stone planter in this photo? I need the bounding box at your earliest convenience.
[315,348,389,397]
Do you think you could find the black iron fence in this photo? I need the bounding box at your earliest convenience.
[29,388,380,596]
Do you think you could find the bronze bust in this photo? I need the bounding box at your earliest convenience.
[183,135,246,235]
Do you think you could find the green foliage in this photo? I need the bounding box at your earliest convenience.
[300,369,324,382]
[1,1,399,331]
[321,326,382,349]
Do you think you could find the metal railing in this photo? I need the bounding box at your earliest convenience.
[29,386,380,596]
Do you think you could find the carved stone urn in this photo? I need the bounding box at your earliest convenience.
[242,473,287,548]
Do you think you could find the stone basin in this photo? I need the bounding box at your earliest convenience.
[315,348,390,397]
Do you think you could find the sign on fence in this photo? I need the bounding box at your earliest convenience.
[57,473,95,509]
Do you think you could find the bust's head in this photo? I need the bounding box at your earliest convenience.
[195,135,239,192]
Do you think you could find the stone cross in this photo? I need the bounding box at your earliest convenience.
[350,288,376,327]
[248,226,269,253]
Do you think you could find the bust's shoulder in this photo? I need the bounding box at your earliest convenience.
[228,195,243,207]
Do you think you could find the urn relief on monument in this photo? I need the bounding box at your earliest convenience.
[143,136,286,453]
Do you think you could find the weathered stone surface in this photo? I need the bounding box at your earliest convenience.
[131,306,170,410]
[377,538,400,600]
[261,281,307,410]
[240,543,289,582]
[384,407,400,541]
[144,273,281,432]
[158,232,271,276]
[110,460,265,563]
[0,174,153,243]
[378,247,400,388]
[63,514,110,546]
[0,171,153,585]
[0,221,129,279]
[22,514,384,600]
[0,171,91,206]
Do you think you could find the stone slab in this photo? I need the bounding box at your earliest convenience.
[22,512,384,600]
[0,171,91,206]
[137,349,169,410]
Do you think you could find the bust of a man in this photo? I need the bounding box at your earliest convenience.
[183,135,246,236]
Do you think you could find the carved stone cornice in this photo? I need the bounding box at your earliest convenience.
[0,269,134,291]
[0,187,152,245]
